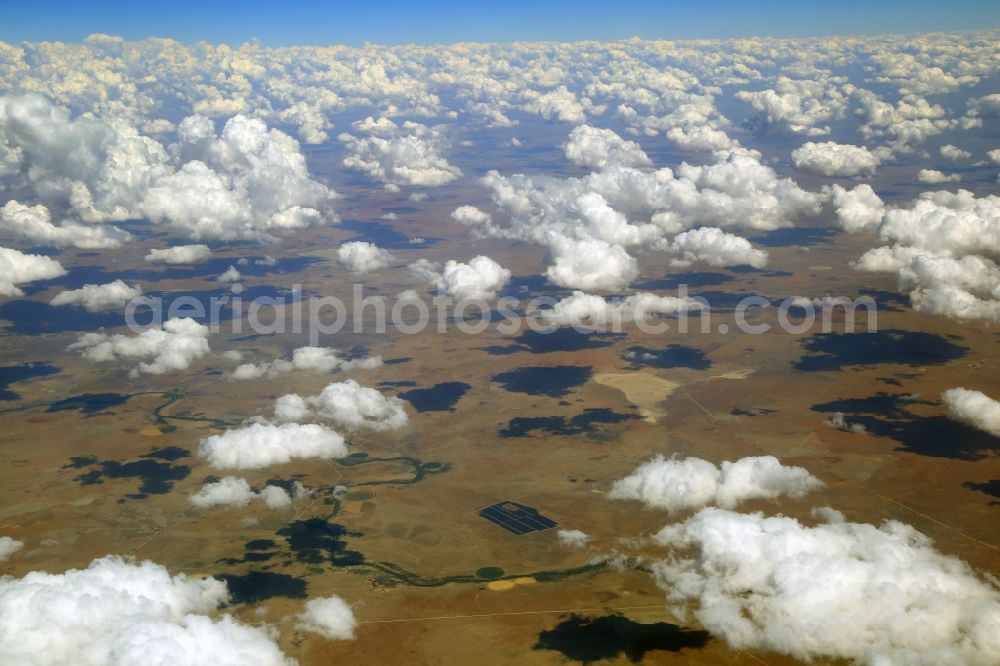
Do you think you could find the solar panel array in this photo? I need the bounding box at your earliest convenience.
[478,500,558,535]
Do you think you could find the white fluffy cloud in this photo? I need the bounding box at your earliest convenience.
[609,455,823,512]
[736,81,847,136]
[848,190,1000,320]
[940,144,971,161]
[451,205,491,226]
[50,279,142,312]
[540,290,693,327]
[470,147,820,291]
[198,422,348,470]
[0,94,169,225]
[145,245,212,264]
[295,596,357,641]
[231,346,383,381]
[941,388,1000,437]
[274,380,408,432]
[0,95,335,241]
[968,93,1000,117]
[258,485,294,509]
[563,125,651,169]
[668,227,768,269]
[879,190,1000,257]
[339,117,460,189]
[147,114,336,240]
[0,555,293,665]
[437,255,511,300]
[831,183,885,233]
[189,477,256,508]
[336,241,395,275]
[0,200,128,249]
[521,86,589,124]
[0,246,66,296]
[791,141,881,176]
[189,477,297,510]
[918,168,961,184]
[652,507,1000,665]
[68,317,210,376]
[897,254,1000,321]
[413,255,511,300]
[217,266,241,283]
[545,234,638,292]
[556,529,591,548]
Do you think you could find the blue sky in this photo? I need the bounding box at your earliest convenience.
[3,0,1000,45]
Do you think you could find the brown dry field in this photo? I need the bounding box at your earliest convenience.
[0,208,997,665]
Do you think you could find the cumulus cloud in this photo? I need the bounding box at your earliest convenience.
[853,244,940,273]
[968,93,1000,117]
[881,190,1000,257]
[791,141,881,176]
[189,477,256,508]
[652,507,1000,665]
[198,422,348,470]
[941,388,1000,437]
[296,596,357,641]
[477,152,819,246]
[737,78,854,136]
[471,147,820,291]
[0,555,293,665]
[0,246,66,296]
[258,485,294,509]
[521,85,589,124]
[897,254,1000,321]
[540,290,694,327]
[563,125,651,169]
[189,477,298,509]
[918,168,961,184]
[437,255,511,300]
[0,94,170,224]
[339,117,460,189]
[854,89,969,154]
[336,241,395,275]
[830,183,884,232]
[0,537,23,563]
[50,280,142,312]
[273,380,408,432]
[407,258,441,284]
[0,95,335,241]
[230,346,382,380]
[667,227,768,269]
[609,455,823,512]
[414,255,511,300]
[556,529,591,548]
[451,205,491,226]
[217,266,241,283]
[940,144,972,161]
[145,245,212,264]
[68,317,210,376]
[150,114,336,239]
[545,234,638,292]
[615,91,744,154]
[0,200,129,249]
[849,189,1000,320]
